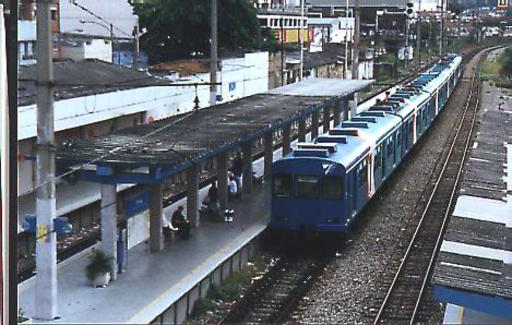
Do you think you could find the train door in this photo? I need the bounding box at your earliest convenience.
[356,160,369,210]
[374,145,383,188]
[380,142,386,179]
[346,171,354,217]
[395,128,402,164]
[408,118,415,150]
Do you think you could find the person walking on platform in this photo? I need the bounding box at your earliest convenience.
[232,152,243,190]
[206,182,222,221]
[172,206,191,239]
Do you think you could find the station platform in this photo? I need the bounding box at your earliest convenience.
[432,81,512,323]
[19,181,270,324]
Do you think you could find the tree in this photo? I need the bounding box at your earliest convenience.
[133,0,265,63]
[448,1,464,16]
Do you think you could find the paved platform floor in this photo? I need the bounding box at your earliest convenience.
[19,183,270,324]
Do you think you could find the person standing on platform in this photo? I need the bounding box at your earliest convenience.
[207,182,222,221]
[228,174,238,199]
[232,152,243,190]
[171,206,191,239]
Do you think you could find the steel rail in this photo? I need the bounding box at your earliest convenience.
[409,61,482,325]
[373,48,492,325]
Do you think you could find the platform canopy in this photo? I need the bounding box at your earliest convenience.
[55,78,372,184]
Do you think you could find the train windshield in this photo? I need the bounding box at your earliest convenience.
[296,175,320,199]
[273,174,292,198]
[323,176,343,200]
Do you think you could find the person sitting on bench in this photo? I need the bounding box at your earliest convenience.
[171,206,191,239]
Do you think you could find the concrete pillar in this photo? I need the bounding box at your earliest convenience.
[264,132,273,181]
[333,102,341,126]
[187,164,200,227]
[341,98,350,121]
[311,111,319,140]
[349,93,359,118]
[282,124,291,157]
[149,183,164,252]
[298,118,306,142]
[242,142,253,193]
[323,106,331,133]
[100,183,118,280]
[217,152,228,209]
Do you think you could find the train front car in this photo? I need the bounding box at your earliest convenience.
[270,136,371,233]
[270,54,463,235]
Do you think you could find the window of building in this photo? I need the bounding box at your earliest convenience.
[296,175,320,199]
[51,9,57,21]
[273,174,292,197]
[323,176,343,199]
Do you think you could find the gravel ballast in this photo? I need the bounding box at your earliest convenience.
[290,52,483,324]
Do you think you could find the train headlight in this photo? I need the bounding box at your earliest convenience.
[327,218,338,224]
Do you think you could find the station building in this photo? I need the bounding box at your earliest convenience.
[16,52,270,278]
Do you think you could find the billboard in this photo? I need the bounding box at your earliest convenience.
[498,0,509,9]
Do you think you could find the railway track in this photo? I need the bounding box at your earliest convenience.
[218,255,328,324]
[370,48,493,325]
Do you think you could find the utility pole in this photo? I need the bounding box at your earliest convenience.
[109,23,114,64]
[35,0,58,321]
[439,0,444,56]
[281,13,285,86]
[405,15,409,69]
[132,18,139,70]
[210,0,218,107]
[416,0,422,74]
[1,1,18,323]
[0,4,9,325]
[344,0,349,79]
[299,0,304,81]
[352,0,360,80]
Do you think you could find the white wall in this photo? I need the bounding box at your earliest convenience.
[145,52,269,121]
[61,39,112,63]
[18,51,269,204]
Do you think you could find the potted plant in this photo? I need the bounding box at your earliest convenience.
[85,249,113,288]
[17,308,31,324]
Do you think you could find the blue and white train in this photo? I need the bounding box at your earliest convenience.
[270,54,463,233]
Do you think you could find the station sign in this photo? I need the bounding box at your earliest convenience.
[125,190,150,218]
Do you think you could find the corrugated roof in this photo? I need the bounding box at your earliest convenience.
[56,78,371,174]
[148,60,210,76]
[18,59,167,107]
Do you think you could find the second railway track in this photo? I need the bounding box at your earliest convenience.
[370,47,496,325]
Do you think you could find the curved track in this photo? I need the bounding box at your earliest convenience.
[371,47,496,325]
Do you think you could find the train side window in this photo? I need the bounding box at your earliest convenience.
[397,130,402,146]
[323,176,343,200]
[386,137,393,157]
[273,174,292,198]
[296,175,320,199]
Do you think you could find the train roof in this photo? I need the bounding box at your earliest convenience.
[275,54,462,172]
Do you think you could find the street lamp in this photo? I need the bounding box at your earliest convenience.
[79,19,114,63]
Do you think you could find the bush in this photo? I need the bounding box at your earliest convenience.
[190,298,216,318]
[85,249,113,281]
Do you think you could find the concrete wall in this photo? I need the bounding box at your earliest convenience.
[151,240,260,325]
[61,39,113,63]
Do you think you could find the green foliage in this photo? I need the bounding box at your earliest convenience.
[448,1,464,15]
[85,249,113,281]
[190,298,216,318]
[134,0,266,63]
[499,47,512,78]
